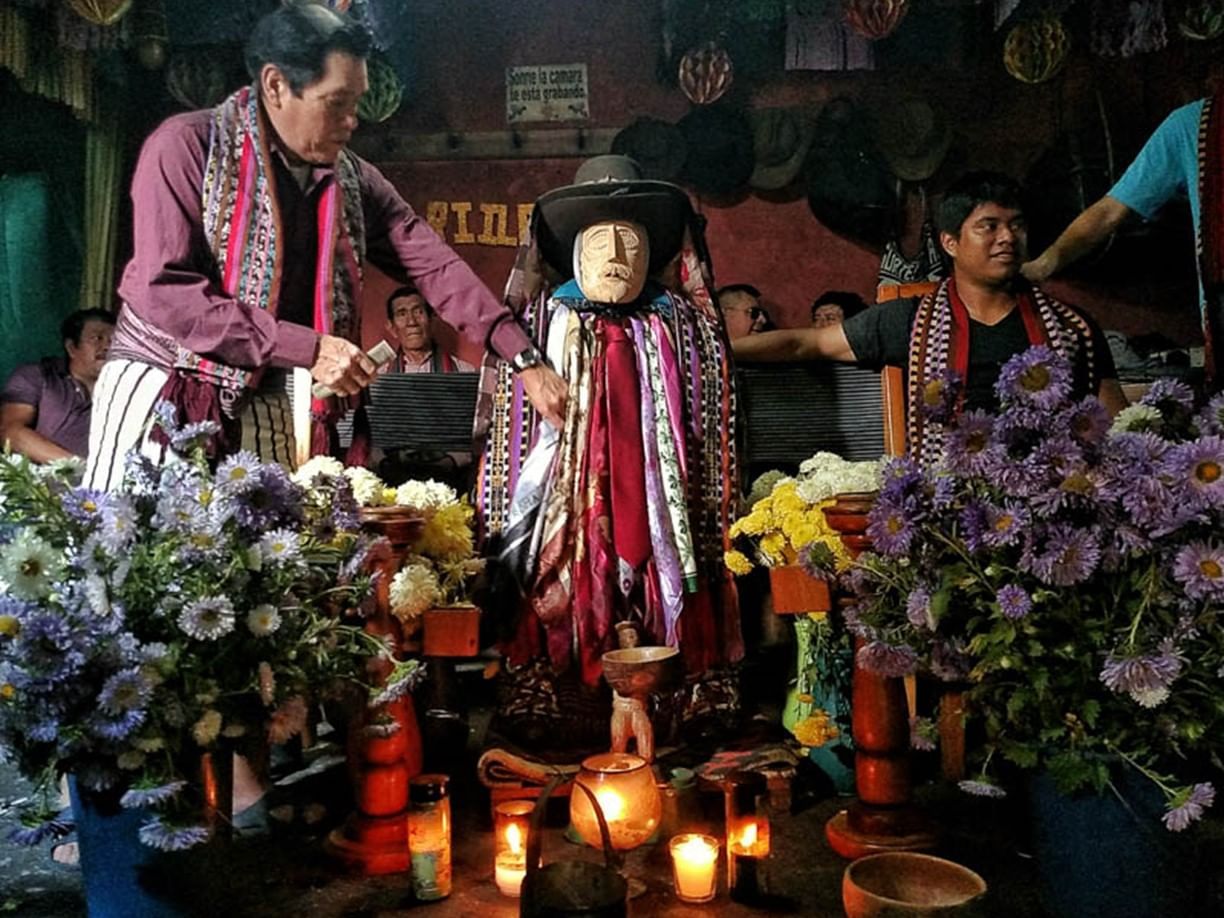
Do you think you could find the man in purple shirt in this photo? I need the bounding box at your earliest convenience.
[1,308,114,462]
[87,3,564,489]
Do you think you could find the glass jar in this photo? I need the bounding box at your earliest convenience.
[570,752,661,851]
[724,770,770,902]
[407,774,451,900]
[493,799,533,898]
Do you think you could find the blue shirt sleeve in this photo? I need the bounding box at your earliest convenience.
[1108,99,1203,221]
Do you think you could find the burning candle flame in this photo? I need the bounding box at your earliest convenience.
[740,821,758,849]
[674,835,717,864]
[505,822,523,855]
[595,789,625,821]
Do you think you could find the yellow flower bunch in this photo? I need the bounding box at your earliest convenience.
[792,708,840,749]
[725,479,851,574]
[418,500,476,562]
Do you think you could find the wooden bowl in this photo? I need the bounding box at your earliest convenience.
[600,646,682,698]
[843,852,986,917]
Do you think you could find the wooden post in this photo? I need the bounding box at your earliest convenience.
[822,493,936,860]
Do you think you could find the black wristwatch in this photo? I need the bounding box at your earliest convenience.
[511,345,545,372]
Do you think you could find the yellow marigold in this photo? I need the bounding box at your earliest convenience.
[418,501,475,561]
[0,683,15,700]
[724,549,754,576]
[737,510,771,537]
[792,710,839,748]
[759,532,788,565]
[0,614,20,638]
[783,517,821,551]
[806,611,829,624]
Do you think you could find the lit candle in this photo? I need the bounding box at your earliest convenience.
[669,833,719,903]
[493,801,532,898]
[730,819,769,857]
[494,823,527,896]
[595,789,626,821]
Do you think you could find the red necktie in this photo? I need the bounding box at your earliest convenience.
[603,320,651,576]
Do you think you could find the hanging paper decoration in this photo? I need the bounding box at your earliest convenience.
[130,0,169,70]
[678,42,734,106]
[166,49,229,111]
[1178,0,1224,40]
[842,0,911,41]
[356,54,403,123]
[1089,0,1167,58]
[1003,14,1070,84]
[67,0,134,27]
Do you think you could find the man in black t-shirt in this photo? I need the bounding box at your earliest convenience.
[734,172,1127,462]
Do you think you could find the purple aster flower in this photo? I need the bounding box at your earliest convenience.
[1065,397,1110,447]
[996,584,1032,620]
[6,811,73,846]
[943,410,996,476]
[1163,436,1224,510]
[981,501,1029,549]
[856,640,919,677]
[995,345,1072,411]
[1197,393,1224,437]
[214,450,261,494]
[121,780,188,810]
[98,497,138,552]
[1172,542,1224,601]
[1100,645,1183,697]
[138,817,211,851]
[1024,524,1101,586]
[12,614,86,688]
[958,779,1007,799]
[177,596,236,641]
[878,457,924,504]
[866,499,918,557]
[930,638,973,682]
[798,541,838,580]
[906,585,934,630]
[98,668,153,715]
[840,604,874,639]
[27,719,60,744]
[1163,783,1215,832]
[168,419,221,453]
[959,501,989,553]
[91,708,147,741]
[1140,377,1196,412]
[918,368,962,424]
[61,488,106,526]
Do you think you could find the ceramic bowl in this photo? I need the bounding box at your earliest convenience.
[843,852,987,917]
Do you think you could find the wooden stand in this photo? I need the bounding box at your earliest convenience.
[821,493,936,860]
[326,508,425,875]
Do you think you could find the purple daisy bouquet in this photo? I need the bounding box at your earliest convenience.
[847,346,1224,832]
[0,410,423,851]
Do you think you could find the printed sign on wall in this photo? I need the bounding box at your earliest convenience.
[506,63,589,123]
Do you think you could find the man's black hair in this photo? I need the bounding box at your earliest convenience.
[245,3,372,95]
[61,308,115,348]
[386,285,433,321]
[935,171,1025,238]
[810,290,867,321]
[715,283,762,301]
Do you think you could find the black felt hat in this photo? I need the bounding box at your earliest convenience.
[804,97,896,246]
[611,117,688,181]
[534,155,694,278]
[677,104,755,195]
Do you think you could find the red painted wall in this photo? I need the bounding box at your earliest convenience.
[358,0,1218,354]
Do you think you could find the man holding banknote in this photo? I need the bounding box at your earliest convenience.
[86,4,564,489]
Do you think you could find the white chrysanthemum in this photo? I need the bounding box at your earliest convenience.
[389,561,441,625]
[177,596,236,641]
[1131,686,1171,709]
[133,736,166,753]
[747,471,792,507]
[191,709,223,746]
[395,479,457,513]
[83,573,112,616]
[259,528,301,564]
[291,455,345,485]
[37,456,84,481]
[247,604,282,637]
[1110,403,1162,434]
[795,454,883,504]
[344,466,390,506]
[0,529,63,599]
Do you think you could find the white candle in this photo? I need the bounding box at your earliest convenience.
[494,821,527,897]
[669,833,719,903]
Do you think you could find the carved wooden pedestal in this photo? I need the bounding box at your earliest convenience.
[326,508,425,875]
[821,492,935,859]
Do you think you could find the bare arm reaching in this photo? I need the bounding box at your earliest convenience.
[1021,196,1132,283]
[731,323,857,364]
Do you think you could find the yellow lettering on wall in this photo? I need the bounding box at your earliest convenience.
[517,203,535,246]
[451,201,476,244]
[425,201,449,238]
[477,203,519,246]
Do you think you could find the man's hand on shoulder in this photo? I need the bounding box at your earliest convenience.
[310,335,377,397]
[519,364,568,429]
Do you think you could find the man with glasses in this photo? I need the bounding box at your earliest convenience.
[716,283,771,339]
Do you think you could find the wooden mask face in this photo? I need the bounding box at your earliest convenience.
[576,220,649,304]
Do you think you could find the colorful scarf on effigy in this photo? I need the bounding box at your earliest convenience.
[152,85,365,458]
[1198,91,1224,384]
[906,277,1099,469]
[474,226,740,685]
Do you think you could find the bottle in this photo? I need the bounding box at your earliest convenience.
[407,774,452,901]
